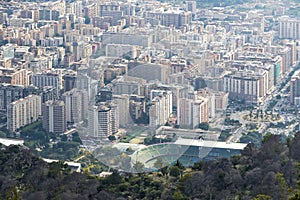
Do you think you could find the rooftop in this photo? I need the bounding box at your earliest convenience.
[0,138,24,146]
[174,138,248,150]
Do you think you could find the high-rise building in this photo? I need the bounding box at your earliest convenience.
[186,1,197,12]
[223,70,268,104]
[1,43,14,59]
[102,32,152,48]
[63,88,88,124]
[214,92,229,112]
[42,100,66,135]
[99,3,123,25]
[63,73,77,92]
[0,84,37,111]
[67,0,83,17]
[127,63,170,84]
[278,16,300,40]
[111,76,146,95]
[76,73,98,103]
[149,90,173,128]
[7,95,41,132]
[0,68,28,86]
[32,72,62,91]
[88,103,119,138]
[112,94,131,127]
[177,96,209,129]
[290,70,300,105]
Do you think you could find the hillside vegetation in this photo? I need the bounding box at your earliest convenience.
[2,133,300,199]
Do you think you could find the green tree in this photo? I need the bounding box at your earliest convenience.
[108,135,116,141]
[253,194,272,200]
[198,122,209,130]
[84,17,90,24]
[173,191,185,200]
[133,161,144,173]
[104,170,123,185]
[169,166,181,177]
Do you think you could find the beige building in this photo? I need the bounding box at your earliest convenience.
[7,95,41,132]
[63,88,88,124]
[214,92,229,112]
[0,68,28,86]
[177,96,209,129]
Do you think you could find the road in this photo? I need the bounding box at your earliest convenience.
[225,68,294,143]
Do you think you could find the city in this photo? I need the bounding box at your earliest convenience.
[1,0,300,198]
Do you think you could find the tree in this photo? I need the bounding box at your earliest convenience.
[154,157,164,169]
[108,135,116,141]
[133,161,144,173]
[198,122,209,130]
[84,17,90,24]
[169,166,181,177]
[253,194,272,200]
[104,170,123,185]
[173,191,185,200]
[160,166,169,177]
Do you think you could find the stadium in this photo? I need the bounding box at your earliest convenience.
[130,138,248,169]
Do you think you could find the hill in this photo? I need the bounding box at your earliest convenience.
[2,133,300,199]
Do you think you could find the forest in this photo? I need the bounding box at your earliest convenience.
[2,133,300,199]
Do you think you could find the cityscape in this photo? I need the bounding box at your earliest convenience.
[2,0,300,199]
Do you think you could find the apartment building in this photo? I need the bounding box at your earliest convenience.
[7,95,41,132]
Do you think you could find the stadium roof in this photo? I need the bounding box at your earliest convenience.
[0,138,24,146]
[174,138,248,150]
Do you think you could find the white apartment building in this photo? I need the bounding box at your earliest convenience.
[7,95,41,132]
[278,16,300,39]
[223,70,268,104]
[149,90,173,128]
[63,88,88,124]
[31,72,62,91]
[88,103,119,138]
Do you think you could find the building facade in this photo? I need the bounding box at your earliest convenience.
[7,95,41,132]
[42,100,66,135]
[88,103,119,138]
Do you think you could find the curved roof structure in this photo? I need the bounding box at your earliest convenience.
[130,139,248,169]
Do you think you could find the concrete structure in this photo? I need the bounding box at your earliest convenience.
[223,69,269,104]
[32,72,62,91]
[102,32,152,48]
[88,103,119,138]
[106,44,141,59]
[278,16,300,40]
[0,68,28,86]
[128,63,170,84]
[63,88,88,124]
[290,70,300,105]
[131,138,247,169]
[42,100,66,135]
[0,138,24,146]
[7,95,41,132]
[149,90,172,128]
[177,96,209,129]
[111,76,146,96]
[112,94,131,127]
[0,84,37,111]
